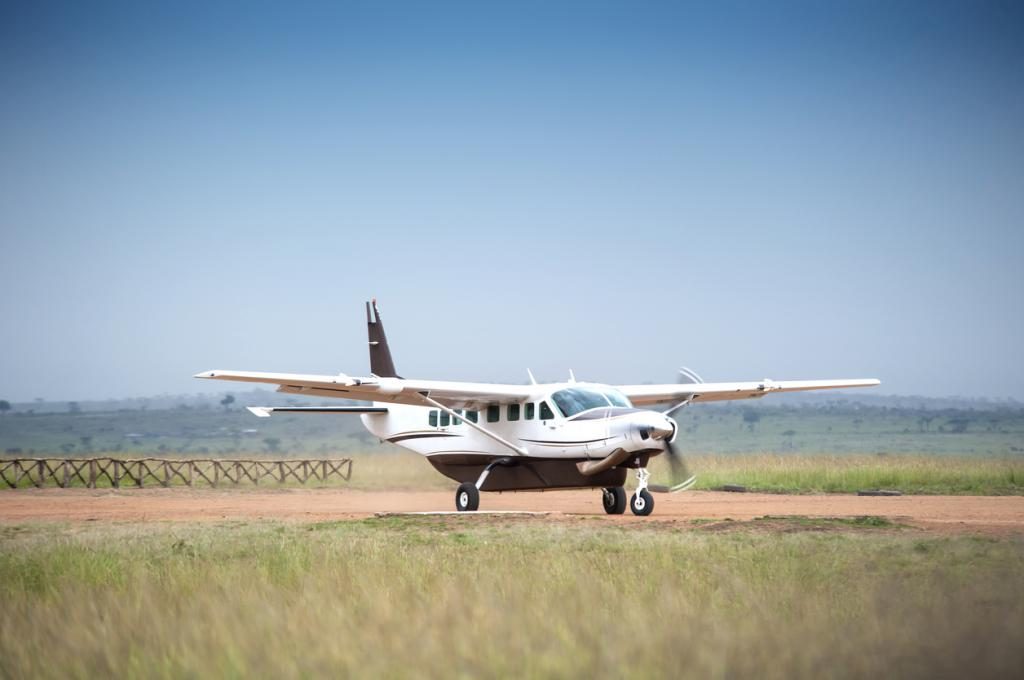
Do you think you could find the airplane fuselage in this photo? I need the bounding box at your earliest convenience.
[359,382,676,492]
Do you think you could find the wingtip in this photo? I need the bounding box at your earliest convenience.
[194,370,218,379]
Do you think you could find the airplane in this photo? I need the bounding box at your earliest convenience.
[195,300,879,516]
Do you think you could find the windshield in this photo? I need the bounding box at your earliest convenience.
[551,387,633,418]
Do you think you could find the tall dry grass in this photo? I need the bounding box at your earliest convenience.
[346,451,1024,495]
[1,520,1021,678]
[679,453,1024,494]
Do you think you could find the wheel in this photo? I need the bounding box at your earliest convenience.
[455,482,480,512]
[602,487,627,515]
[630,489,654,516]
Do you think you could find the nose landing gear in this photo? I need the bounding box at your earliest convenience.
[630,467,655,516]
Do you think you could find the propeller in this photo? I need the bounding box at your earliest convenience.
[648,422,697,493]
[649,367,702,493]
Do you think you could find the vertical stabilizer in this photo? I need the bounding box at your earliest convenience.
[366,299,399,378]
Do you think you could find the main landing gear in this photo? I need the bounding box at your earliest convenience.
[455,482,480,512]
[602,486,627,514]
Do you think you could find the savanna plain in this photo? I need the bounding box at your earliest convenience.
[2,399,1023,678]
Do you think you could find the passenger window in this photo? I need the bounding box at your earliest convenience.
[466,410,479,423]
[525,403,535,420]
[453,409,462,425]
[507,404,520,421]
[429,410,438,427]
[540,401,555,420]
[440,412,450,427]
[487,404,500,422]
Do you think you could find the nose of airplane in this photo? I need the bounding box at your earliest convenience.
[632,412,676,442]
[649,415,675,441]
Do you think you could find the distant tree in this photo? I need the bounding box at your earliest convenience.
[68,401,81,414]
[79,436,93,452]
[742,409,761,429]
[0,400,10,415]
[263,437,281,453]
[220,394,236,411]
[947,417,970,434]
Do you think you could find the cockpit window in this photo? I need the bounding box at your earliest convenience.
[550,387,633,418]
[601,388,632,408]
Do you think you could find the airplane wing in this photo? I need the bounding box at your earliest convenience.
[617,378,880,407]
[194,370,537,409]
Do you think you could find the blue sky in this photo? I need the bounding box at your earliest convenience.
[1,0,1022,401]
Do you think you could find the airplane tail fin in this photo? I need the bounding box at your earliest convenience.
[366,299,399,378]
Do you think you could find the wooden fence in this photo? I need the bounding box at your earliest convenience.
[0,457,353,489]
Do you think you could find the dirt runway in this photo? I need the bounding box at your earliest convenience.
[1,487,1023,535]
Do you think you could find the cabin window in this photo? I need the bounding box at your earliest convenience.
[487,404,500,422]
[466,410,479,423]
[539,401,555,420]
[453,409,462,425]
[440,411,450,427]
[428,410,438,427]
[507,404,520,421]
[525,402,535,420]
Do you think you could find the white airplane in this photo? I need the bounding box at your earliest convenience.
[195,300,879,516]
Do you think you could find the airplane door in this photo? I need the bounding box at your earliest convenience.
[584,408,612,459]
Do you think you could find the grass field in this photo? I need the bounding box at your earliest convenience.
[354,450,1024,495]
[1,519,1021,679]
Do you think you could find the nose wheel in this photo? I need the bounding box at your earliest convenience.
[630,467,655,516]
[630,488,654,516]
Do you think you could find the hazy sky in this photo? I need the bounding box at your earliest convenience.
[2,0,1022,402]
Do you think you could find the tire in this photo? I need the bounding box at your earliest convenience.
[602,487,627,515]
[630,489,654,516]
[455,483,480,512]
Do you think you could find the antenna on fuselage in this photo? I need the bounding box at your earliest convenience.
[568,369,577,383]
[526,368,537,385]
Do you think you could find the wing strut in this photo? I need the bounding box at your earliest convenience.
[417,392,528,457]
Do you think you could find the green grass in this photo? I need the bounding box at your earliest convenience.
[675,454,1024,495]
[0,520,1021,679]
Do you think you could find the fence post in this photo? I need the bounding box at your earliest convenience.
[87,459,96,489]
[61,460,69,488]
[113,460,121,489]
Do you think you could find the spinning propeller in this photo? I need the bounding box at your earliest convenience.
[649,367,701,493]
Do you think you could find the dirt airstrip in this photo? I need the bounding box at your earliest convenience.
[1,488,1023,535]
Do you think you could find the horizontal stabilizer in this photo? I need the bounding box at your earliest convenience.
[246,406,388,418]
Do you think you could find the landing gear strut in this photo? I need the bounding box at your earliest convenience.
[601,486,626,514]
[630,468,654,516]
